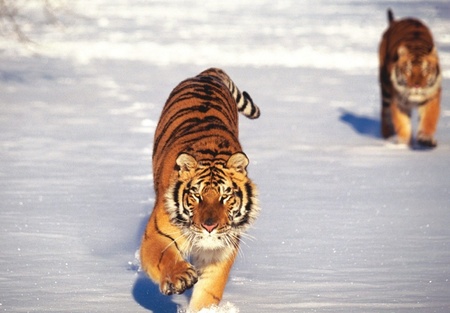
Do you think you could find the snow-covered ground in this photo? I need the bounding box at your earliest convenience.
[1,1,450,312]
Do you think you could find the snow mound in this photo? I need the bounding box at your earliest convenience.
[180,302,239,313]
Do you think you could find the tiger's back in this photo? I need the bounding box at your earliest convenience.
[153,68,258,193]
[378,9,441,147]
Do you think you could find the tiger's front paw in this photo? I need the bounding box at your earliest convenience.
[417,132,437,148]
[160,261,198,295]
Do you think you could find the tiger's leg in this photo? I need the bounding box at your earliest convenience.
[379,62,394,139]
[390,100,412,145]
[381,105,395,139]
[417,91,440,147]
[189,250,237,311]
[140,207,198,295]
[381,94,395,139]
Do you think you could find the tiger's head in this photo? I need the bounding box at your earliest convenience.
[391,45,441,105]
[165,152,259,260]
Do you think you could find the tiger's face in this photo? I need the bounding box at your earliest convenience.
[165,152,259,260]
[391,45,441,105]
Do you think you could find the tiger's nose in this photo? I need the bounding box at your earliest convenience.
[202,218,218,233]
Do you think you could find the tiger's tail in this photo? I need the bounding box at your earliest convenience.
[387,8,394,24]
[228,80,261,119]
[202,68,261,119]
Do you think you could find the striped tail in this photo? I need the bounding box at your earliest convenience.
[227,80,261,119]
[200,68,261,119]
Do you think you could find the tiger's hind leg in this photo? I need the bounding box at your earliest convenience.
[390,100,412,145]
[417,90,440,148]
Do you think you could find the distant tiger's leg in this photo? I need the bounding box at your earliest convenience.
[381,105,395,139]
[189,251,237,311]
[390,100,412,145]
[417,91,440,147]
[380,84,395,139]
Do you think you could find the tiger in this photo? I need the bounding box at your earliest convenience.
[378,9,442,147]
[140,68,260,312]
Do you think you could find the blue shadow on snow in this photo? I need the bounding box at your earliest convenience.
[339,109,435,151]
[133,273,181,313]
[339,109,381,139]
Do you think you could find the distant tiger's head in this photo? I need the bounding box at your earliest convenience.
[165,152,259,256]
[391,45,441,104]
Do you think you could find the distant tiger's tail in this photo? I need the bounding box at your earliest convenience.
[200,68,261,119]
[387,8,394,24]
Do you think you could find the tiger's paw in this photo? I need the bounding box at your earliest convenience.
[416,132,437,148]
[160,262,198,295]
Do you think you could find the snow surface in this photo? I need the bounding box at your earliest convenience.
[1,1,450,312]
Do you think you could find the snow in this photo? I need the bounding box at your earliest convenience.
[1,0,450,312]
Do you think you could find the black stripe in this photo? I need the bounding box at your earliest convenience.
[243,91,257,117]
[236,182,254,227]
[154,217,180,251]
[179,134,230,149]
[171,181,182,208]
[196,148,218,157]
[206,291,221,302]
[235,91,241,105]
[154,216,181,270]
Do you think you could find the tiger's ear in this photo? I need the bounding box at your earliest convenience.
[430,46,438,56]
[227,152,249,176]
[397,45,408,57]
[176,153,197,181]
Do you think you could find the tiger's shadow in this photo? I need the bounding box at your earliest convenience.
[132,273,179,313]
[339,109,381,139]
[339,109,435,151]
[133,272,191,313]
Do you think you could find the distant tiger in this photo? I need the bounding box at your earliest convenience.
[140,68,260,311]
[379,9,442,147]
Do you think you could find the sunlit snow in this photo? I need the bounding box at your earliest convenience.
[1,1,450,312]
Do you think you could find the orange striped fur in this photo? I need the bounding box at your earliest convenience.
[379,9,441,147]
[140,68,260,311]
